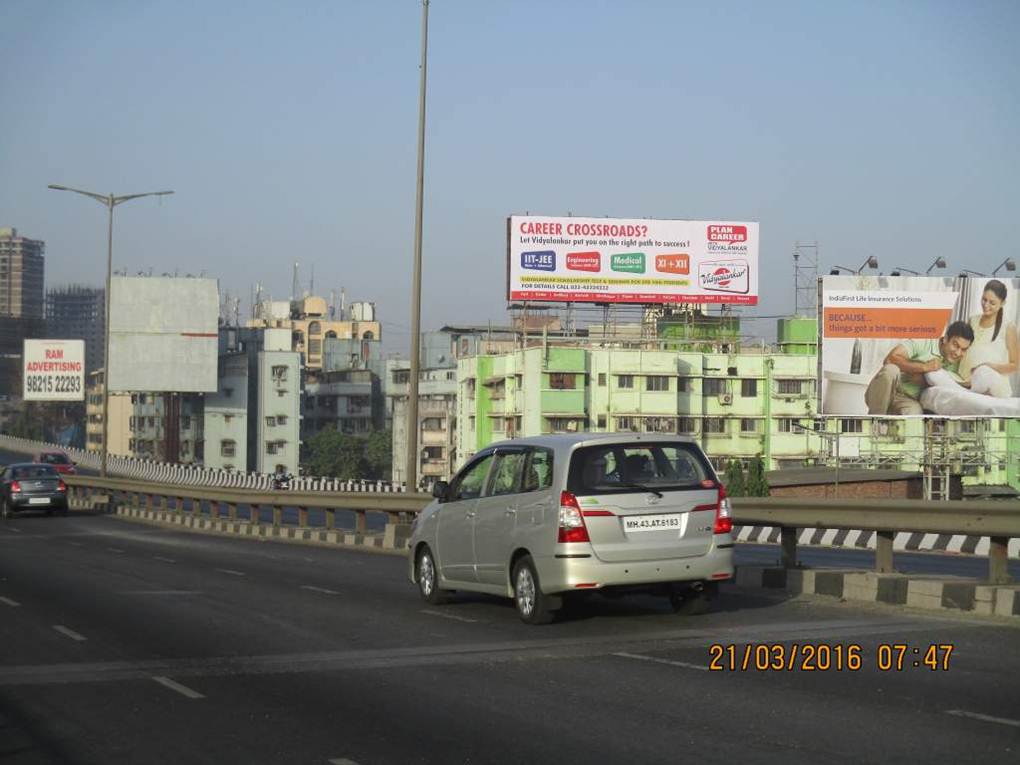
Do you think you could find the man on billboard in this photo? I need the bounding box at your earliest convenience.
[864,321,975,415]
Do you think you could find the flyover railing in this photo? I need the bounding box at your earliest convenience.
[732,497,1020,584]
[59,475,1019,584]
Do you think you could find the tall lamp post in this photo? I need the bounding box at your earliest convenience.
[47,184,175,477]
[406,0,429,492]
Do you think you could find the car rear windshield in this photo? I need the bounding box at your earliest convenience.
[12,465,58,479]
[568,442,714,495]
[40,453,70,464]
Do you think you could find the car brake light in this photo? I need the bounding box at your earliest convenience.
[57,480,67,493]
[714,485,733,535]
[10,480,21,493]
[557,491,590,543]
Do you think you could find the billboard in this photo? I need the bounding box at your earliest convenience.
[23,339,85,401]
[507,215,759,305]
[108,276,218,393]
[820,275,1020,418]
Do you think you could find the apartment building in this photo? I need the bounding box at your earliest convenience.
[45,285,104,374]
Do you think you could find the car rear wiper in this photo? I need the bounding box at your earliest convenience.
[619,482,663,498]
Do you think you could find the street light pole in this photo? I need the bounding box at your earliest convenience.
[406,0,429,492]
[47,184,174,477]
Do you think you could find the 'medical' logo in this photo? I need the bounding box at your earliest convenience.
[707,225,747,244]
[521,251,556,271]
[611,253,645,274]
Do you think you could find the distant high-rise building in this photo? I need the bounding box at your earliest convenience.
[0,227,45,320]
[45,285,105,374]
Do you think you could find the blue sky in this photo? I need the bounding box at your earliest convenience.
[2,0,1018,350]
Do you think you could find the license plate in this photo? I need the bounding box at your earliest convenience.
[623,513,685,533]
[28,497,51,505]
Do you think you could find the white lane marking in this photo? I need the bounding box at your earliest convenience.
[613,651,709,672]
[68,541,83,547]
[300,585,339,595]
[216,568,245,577]
[153,556,176,564]
[8,528,21,533]
[0,596,20,607]
[53,625,87,642]
[329,759,361,765]
[946,710,1020,728]
[152,676,205,700]
[107,548,125,554]
[421,609,478,624]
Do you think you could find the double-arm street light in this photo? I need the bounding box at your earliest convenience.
[47,184,175,477]
[992,258,1016,276]
[891,257,948,277]
[829,256,878,276]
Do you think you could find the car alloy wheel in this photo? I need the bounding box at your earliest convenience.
[512,555,554,625]
[417,546,448,605]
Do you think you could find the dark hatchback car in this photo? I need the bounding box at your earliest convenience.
[1,463,69,518]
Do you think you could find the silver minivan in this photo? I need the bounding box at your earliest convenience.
[408,433,734,623]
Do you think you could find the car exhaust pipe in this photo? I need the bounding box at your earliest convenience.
[690,582,704,593]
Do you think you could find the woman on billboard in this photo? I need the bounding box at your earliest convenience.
[958,279,1018,398]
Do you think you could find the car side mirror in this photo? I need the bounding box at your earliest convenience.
[432,480,450,501]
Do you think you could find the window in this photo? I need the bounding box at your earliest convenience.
[958,421,977,433]
[422,446,443,460]
[139,394,147,404]
[777,418,798,433]
[277,415,288,426]
[181,416,191,430]
[617,375,634,389]
[740,418,759,433]
[449,453,496,501]
[422,417,444,431]
[266,442,278,455]
[597,414,607,428]
[677,377,693,393]
[546,417,585,433]
[598,373,606,386]
[703,417,727,434]
[741,379,758,397]
[147,417,156,428]
[221,440,236,458]
[271,365,288,382]
[308,321,321,335]
[224,414,234,424]
[549,373,576,390]
[393,370,410,384]
[703,378,724,396]
[777,379,804,395]
[266,416,276,427]
[222,387,234,398]
[645,375,670,392]
[522,448,553,492]
[643,416,675,433]
[677,417,696,433]
[840,418,863,433]
[308,339,322,355]
[568,442,710,494]
[488,452,526,496]
[615,416,639,432]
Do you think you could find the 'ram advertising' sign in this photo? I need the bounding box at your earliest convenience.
[507,215,759,305]
[23,339,85,401]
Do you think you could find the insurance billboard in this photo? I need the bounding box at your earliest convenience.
[820,275,1020,418]
[507,215,759,305]
[108,276,218,393]
[23,339,85,401]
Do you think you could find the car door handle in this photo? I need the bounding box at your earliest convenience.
[505,507,517,515]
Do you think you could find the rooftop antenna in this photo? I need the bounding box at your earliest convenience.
[309,264,315,296]
[291,262,300,301]
[340,287,347,320]
[793,241,819,317]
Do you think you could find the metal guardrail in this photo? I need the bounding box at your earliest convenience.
[732,497,1020,584]
[63,476,1017,584]
[65,475,430,533]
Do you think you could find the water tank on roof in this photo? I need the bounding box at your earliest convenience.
[351,301,375,321]
[302,296,328,317]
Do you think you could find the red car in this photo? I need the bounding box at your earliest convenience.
[35,451,76,475]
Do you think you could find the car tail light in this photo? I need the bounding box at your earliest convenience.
[10,480,21,494]
[57,480,67,493]
[714,485,733,535]
[557,491,590,543]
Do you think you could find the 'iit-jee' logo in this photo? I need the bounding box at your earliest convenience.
[521,251,556,271]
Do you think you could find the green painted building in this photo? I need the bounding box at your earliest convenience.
[456,318,1018,490]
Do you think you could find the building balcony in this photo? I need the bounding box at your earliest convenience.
[421,430,448,446]
[540,389,586,414]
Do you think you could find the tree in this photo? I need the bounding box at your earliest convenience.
[306,427,367,480]
[364,429,392,480]
[723,459,746,497]
[746,456,770,497]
